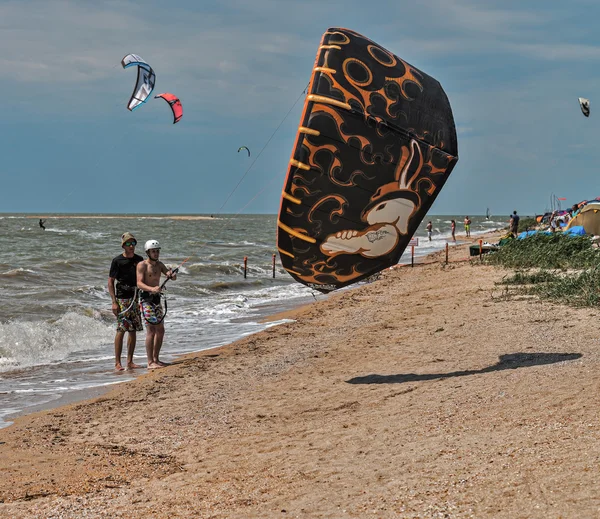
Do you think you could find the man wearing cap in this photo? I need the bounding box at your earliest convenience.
[108,232,144,371]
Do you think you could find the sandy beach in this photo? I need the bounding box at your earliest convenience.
[1,239,599,518]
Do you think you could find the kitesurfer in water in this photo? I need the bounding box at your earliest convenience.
[108,232,144,371]
[136,239,177,369]
[39,219,46,230]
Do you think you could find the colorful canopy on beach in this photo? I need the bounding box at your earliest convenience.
[565,202,600,235]
[154,93,183,124]
[121,54,156,111]
[276,28,458,292]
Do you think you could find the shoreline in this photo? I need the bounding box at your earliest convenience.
[12,232,594,518]
[0,233,502,426]
[22,215,218,220]
[1,290,322,428]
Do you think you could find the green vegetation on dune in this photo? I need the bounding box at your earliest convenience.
[486,233,600,307]
[516,216,538,233]
[486,233,599,269]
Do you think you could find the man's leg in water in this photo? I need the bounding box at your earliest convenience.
[126,331,142,370]
[153,322,166,366]
[145,326,160,369]
[114,330,125,371]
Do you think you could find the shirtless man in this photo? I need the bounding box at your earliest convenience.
[426,221,433,241]
[136,239,176,369]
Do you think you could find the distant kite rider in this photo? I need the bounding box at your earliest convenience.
[39,219,46,230]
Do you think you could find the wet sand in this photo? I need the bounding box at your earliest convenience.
[1,237,599,518]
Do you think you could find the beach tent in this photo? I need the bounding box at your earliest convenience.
[565,202,600,235]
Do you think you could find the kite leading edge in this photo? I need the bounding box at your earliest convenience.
[155,93,183,124]
[121,54,156,111]
[579,97,590,117]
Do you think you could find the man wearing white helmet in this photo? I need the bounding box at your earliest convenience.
[136,239,177,369]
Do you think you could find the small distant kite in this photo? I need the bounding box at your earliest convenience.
[121,54,156,111]
[238,146,250,157]
[578,97,590,117]
[154,93,183,124]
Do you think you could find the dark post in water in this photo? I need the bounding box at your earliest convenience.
[244,256,248,279]
[272,254,276,278]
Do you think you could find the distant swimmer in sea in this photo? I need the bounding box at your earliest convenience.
[108,232,144,371]
[39,219,46,230]
[137,239,177,369]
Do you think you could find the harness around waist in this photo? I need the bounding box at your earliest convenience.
[139,290,161,305]
[116,282,136,292]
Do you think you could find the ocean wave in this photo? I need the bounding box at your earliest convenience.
[0,312,113,373]
[205,278,268,291]
[186,262,246,276]
[0,267,38,278]
[44,228,110,239]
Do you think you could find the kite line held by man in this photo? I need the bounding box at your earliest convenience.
[136,239,178,370]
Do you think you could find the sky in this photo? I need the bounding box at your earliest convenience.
[1,0,600,216]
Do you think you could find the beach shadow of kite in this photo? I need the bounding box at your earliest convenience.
[346,352,582,385]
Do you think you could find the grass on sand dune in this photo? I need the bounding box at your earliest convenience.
[486,233,600,307]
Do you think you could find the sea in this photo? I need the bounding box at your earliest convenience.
[0,213,505,428]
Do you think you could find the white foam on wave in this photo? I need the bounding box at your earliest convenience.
[44,228,109,239]
[0,267,37,277]
[0,312,113,373]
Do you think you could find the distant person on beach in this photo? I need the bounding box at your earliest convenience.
[510,210,520,237]
[108,232,144,371]
[571,204,580,218]
[464,216,471,238]
[39,219,46,230]
[451,220,456,242]
[426,221,433,241]
[550,212,558,232]
[137,239,177,370]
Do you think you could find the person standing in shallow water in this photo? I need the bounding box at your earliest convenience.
[464,216,471,238]
[451,220,456,242]
[137,239,177,369]
[426,221,433,241]
[108,232,144,371]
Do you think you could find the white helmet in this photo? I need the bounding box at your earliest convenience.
[144,239,161,252]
